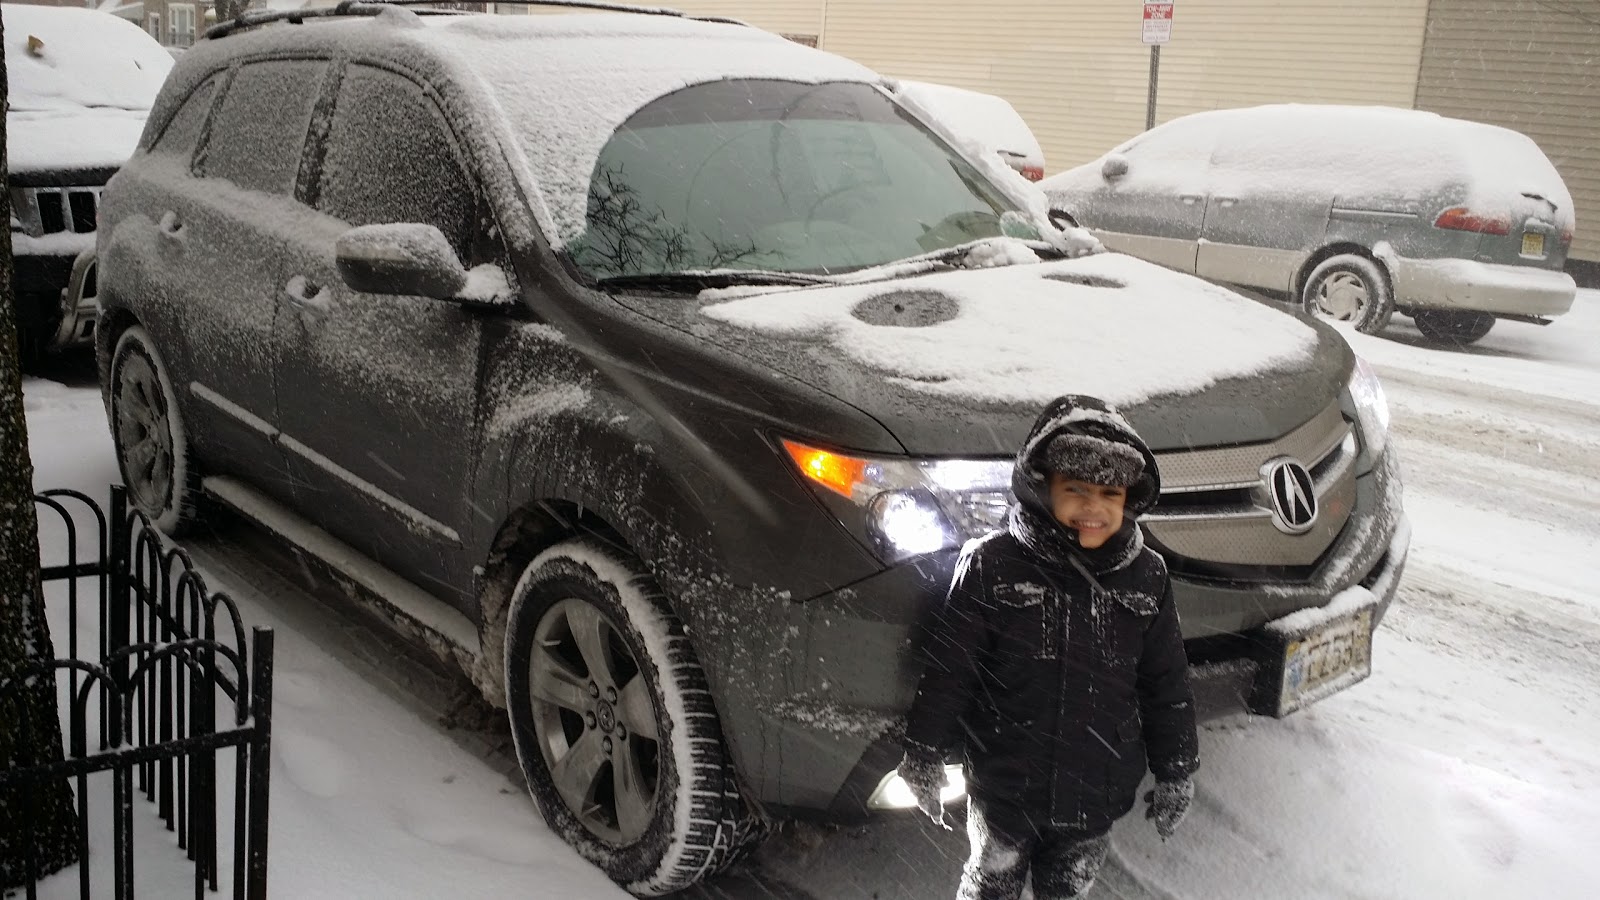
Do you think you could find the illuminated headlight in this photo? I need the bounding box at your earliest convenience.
[1348,357,1390,458]
[867,763,967,811]
[781,439,1012,564]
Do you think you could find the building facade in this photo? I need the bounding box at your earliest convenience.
[674,0,1598,276]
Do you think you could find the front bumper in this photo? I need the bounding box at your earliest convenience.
[11,244,98,352]
[1389,254,1576,318]
[742,449,1409,821]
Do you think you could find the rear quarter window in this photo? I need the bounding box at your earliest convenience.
[198,59,328,195]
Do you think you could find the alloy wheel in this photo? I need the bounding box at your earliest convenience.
[528,597,662,845]
[115,352,175,515]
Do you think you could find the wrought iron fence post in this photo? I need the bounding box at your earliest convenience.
[245,628,274,900]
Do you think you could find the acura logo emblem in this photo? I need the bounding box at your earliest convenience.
[1263,458,1317,534]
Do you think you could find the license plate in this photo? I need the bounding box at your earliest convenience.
[1278,609,1373,715]
[1522,232,1545,256]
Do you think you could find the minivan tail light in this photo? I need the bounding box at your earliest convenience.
[1020,165,1045,182]
[1434,206,1511,235]
[1559,225,1574,245]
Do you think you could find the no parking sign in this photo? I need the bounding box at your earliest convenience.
[1143,1,1175,44]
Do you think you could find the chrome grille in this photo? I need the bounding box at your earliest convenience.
[24,187,101,235]
[1145,402,1356,568]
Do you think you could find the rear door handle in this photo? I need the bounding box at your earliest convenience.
[158,211,184,238]
[1179,193,1203,206]
[1214,196,1239,208]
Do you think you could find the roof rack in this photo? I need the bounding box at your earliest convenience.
[205,0,746,41]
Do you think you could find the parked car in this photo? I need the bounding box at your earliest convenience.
[1041,104,1579,345]
[894,78,1046,181]
[96,6,1408,894]
[3,4,172,367]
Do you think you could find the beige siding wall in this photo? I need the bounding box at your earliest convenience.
[664,0,823,39]
[815,0,1430,175]
[1415,0,1600,263]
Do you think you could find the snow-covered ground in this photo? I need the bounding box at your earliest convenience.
[24,290,1600,899]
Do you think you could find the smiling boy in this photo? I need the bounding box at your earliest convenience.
[898,395,1200,900]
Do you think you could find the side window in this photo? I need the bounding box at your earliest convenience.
[315,65,477,261]
[199,60,327,196]
[146,77,217,160]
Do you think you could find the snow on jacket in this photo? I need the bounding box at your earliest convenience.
[903,395,1199,832]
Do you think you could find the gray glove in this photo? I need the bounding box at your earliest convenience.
[896,751,949,829]
[1144,777,1194,839]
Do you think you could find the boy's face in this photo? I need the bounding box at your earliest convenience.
[1047,474,1128,549]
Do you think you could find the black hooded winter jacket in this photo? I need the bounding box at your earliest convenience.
[902,396,1199,833]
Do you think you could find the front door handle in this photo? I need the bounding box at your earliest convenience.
[158,211,184,238]
[1179,193,1203,206]
[285,276,330,324]
[1214,196,1239,208]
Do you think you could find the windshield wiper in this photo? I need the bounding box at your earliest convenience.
[595,270,835,293]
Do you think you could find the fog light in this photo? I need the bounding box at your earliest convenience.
[866,763,967,811]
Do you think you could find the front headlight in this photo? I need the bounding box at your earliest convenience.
[781,439,1012,564]
[1348,356,1390,458]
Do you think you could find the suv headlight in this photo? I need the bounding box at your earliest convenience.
[1348,356,1390,458]
[780,439,1012,564]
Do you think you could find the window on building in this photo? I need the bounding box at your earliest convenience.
[168,4,196,48]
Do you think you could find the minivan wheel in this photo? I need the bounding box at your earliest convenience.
[1412,309,1496,346]
[504,538,763,896]
[1301,254,1395,335]
[109,326,202,535]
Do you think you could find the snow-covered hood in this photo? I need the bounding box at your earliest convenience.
[3,5,171,175]
[695,253,1351,454]
[7,108,148,174]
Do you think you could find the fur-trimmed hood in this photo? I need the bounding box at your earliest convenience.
[1011,395,1161,520]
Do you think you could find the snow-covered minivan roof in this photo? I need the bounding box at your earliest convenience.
[1125,104,1575,230]
[162,9,883,249]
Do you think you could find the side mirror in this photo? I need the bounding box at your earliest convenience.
[1048,207,1080,231]
[335,223,468,300]
[1101,153,1130,181]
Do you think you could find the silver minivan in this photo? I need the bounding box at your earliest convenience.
[1042,104,1579,345]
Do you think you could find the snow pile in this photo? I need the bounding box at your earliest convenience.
[3,5,172,171]
[892,79,1045,172]
[962,237,1040,269]
[701,252,1319,406]
[418,14,881,250]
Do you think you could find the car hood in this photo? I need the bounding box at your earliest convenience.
[7,109,147,175]
[684,252,1352,455]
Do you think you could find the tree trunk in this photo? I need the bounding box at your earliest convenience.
[0,16,82,887]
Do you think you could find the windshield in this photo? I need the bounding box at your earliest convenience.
[564,79,1033,280]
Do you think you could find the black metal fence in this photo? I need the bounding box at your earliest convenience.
[1,486,273,899]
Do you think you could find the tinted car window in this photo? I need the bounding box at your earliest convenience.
[316,65,476,260]
[199,60,326,195]
[146,77,216,160]
[565,80,1027,280]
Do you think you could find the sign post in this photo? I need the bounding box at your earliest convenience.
[1142,1,1174,130]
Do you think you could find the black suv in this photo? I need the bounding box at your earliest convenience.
[97,3,1410,894]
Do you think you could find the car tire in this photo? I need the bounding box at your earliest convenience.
[1412,309,1496,346]
[109,326,202,535]
[504,537,764,896]
[1301,254,1395,335]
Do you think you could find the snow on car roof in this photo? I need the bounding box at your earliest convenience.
[168,9,881,250]
[893,79,1045,169]
[1063,103,1573,229]
[701,252,1319,407]
[418,14,883,249]
[2,4,172,113]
